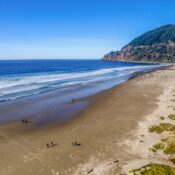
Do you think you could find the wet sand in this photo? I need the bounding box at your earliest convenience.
[0,77,130,126]
[0,66,174,175]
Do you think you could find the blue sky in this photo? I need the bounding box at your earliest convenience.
[0,0,175,59]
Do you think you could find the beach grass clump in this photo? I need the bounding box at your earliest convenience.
[130,163,175,175]
[150,143,165,153]
[161,138,169,142]
[152,138,175,155]
[163,141,175,155]
[168,114,175,120]
[160,116,165,120]
[160,123,175,132]
[169,158,175,165]
[148,123,175,134]
[150,135,175,155]
[153,143,165,150]
[148,125,164,133]
[149,148,157,153]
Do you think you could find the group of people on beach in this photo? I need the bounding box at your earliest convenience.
[21,119,30,124]
[47,141,56,148]
[46,141,82,148]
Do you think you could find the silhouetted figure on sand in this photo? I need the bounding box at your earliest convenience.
[46,141,58,148]
[21,119,31,124]
[72,141,82,146]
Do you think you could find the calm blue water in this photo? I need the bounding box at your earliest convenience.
[0,60,166,102]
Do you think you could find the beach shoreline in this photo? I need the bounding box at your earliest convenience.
[0,64,168,127]
[0,66,175,175]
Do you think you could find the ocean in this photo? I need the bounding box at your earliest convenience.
[0,60,166,102]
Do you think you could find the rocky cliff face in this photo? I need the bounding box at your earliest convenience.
[103,25,175,62]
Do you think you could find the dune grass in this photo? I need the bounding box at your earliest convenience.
[153,143,165,150]
[130,163,175,175]
[160,116,165,120]
[150,138,175,155]
[163,141,175,155]
[168,114,175,120]
[131,113,175,174]
[148,123,175,134]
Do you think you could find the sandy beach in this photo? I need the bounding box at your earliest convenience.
[0,66,175,175]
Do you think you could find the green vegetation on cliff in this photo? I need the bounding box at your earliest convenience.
[126,25,175,47]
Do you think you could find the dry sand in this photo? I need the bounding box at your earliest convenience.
[0,66,175,175]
